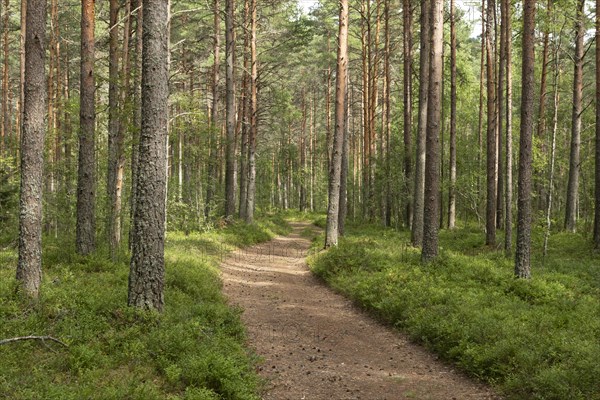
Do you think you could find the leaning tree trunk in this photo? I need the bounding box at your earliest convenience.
[421,0,443,262]
[411,0,429,246]
[128,0,169,311]
[324,0,348,248]
[76,0,97,256]
[515,0,535,279]
[17,0,47,299]
[565,0,584,233]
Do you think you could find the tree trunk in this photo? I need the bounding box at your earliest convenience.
[76,0,97,256]
[421,0,443,262]
[130,0,143,250]
[595,0,600,248]
[106,0,125,260]
[403,0,413,228]
[224,0,236,218]
[128,0,169,311]
[244,0,257,223]
[206,0,220,219]
[448,0,457,229]
[515,0,535,279]
[17,0,47,299]
[504,0,513,254]
[485,0,497,246]
[324,0,348,248]
[411,0,429,246]
[2,0,10,153]
[565,0,584,233]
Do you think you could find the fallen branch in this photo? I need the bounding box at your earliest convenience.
[0,336,68,347]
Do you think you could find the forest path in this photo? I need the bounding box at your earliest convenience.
[221,221,499,400]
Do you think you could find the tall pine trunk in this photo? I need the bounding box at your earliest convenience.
[224,0,236,218]
[129,0,169,311]
[76,0,96,255]
[565,0,584,233]
[515,0,535,279]
[411,0,429,246]
[421,0,443,261]
[324,0,348,248]
[17,0,47,298]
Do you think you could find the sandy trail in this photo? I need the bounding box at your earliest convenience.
[221,222,499,400]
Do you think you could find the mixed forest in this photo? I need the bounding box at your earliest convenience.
[1,0,599,398]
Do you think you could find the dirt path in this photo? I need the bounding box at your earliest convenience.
[221,222,499,400]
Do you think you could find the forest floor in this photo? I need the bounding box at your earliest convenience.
[221,221,499,400]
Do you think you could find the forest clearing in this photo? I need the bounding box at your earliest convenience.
[1,0,600,398]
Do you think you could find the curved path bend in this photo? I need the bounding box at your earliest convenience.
[221,222,499,400]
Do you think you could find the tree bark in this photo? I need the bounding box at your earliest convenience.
[595,0,600,248]
[515,0,535,279]
[448,0,457,229]
[565,0,584,233]
[128,0,169,311]
[411,0,429,246]
[504,0,513,254]
[485,0,497,246]
[421,0,443,261]
[224,0,236,218]
[324,0,348,248]
[206,0,220,219]
[76,0,97,256]
[244,0,257,223]
[403,0,413,228]
[17,0,47,299]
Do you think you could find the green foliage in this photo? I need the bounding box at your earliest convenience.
[309,224,600,400]
[0,215,290,399]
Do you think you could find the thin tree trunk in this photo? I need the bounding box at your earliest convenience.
[17,0,47,299]
[224,0,236,218]
[448,0,457,229]
[245,0,257,223]
[76,0,96,256]
[421,0,443,261]
[411,0,429,246]
[565,0,584,233]
[515,0,535,279]
[129,0,169,311]
[324,0,348,248]
[485,0,497,246]
[206,0,220,218]
[106,0,122,259]
[504,0,513,254]
[403,0,413,228]
[595,0,600,248]
[544,40,561,258]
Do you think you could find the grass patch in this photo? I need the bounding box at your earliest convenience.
[308,223,600,400]
[0,215,290,399]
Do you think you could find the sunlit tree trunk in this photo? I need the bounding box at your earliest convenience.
[325,0,348,248]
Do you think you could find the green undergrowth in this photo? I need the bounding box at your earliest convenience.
[308,223,600,400]
[0,215,290,400]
